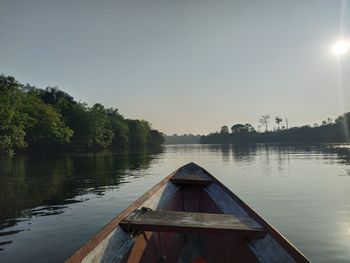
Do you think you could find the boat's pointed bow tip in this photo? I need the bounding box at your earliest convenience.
[181,162,203,170]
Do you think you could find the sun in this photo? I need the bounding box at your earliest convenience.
[331,40,350,56]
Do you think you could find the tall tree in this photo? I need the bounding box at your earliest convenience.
[260,115,270,132]
[275,116,283,129]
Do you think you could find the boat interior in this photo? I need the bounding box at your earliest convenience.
[68,163,308,263]
[119,164,265,263]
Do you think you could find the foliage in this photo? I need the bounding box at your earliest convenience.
[148,130,165,146]
[231,123,256,133]
[22,95,73,148]
[127,120,151,147]
[201,115,350,144]
[0,75,164,154]
[107,108,129,148]
[220,126,229,134]
[0,76,27,154]
[84,103,114,148]
[275,116,283,129]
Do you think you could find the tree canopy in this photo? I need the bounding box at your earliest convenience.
[0,75,164,154]
[201,115,350,144]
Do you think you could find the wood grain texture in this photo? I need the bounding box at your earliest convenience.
[199,163,310,263]
[120,210,266,238]
[170,173,212,186]
[66,162,310,263]
[66,177,179,263]
[171,162,213,186]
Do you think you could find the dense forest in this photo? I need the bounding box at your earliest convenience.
[201,115,350,144]
[0,75,164,154]
[164,134,201,144]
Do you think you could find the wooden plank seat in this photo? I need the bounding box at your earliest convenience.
[170,173,213,186]
[120,209,266,238]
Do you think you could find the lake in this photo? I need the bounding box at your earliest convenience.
[1,144,350,262]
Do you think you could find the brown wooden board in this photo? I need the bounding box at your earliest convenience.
[120,210,266,238]
[66,162,310,263]
[65,172,179,263]
[170,173,213,186]
[197,162,311,263]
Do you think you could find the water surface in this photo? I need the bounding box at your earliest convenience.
[1,144,350,262]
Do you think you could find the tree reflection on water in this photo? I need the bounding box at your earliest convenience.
[0,147,163,249]
[1,143,350,257]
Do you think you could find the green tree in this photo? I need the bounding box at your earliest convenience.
[148,129,164,146]
[85,104,114,148]
[0,75,27,154]
[231,123,255,133]
[38,86,75,105]
[231,124,245,133]
[244,123,256,133]
[0,75,165,154]
[127,120,150,147]
[22,95,73,148]
[107,108,129,148]
[220,126,229,134]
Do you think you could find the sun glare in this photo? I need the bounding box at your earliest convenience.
[331,40,350,56]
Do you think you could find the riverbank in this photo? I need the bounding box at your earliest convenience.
[0,75,164,155]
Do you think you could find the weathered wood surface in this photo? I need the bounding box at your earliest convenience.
[170,173,213,186]
[66,162,310,263]
[66,179,179,263]
[120,210,266,238]
[204,181,309,263]
[171,162,212,186]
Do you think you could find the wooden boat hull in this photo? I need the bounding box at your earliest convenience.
[66,162,310,263]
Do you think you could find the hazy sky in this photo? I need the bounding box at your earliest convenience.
[1,0,349,134]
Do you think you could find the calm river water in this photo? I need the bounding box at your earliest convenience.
[1,144,350,262]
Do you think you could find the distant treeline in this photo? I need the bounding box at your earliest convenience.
[201,116,350,144]
[164,134,201,144]
[0,75,164,154]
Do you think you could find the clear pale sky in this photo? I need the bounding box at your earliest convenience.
[1,0,349,135]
